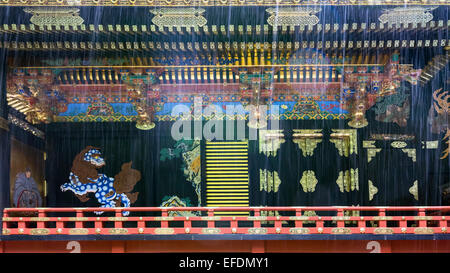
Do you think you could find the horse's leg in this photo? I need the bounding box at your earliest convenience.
[116,193,131,216]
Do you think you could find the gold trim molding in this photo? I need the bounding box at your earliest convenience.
[330,129,357,157]
[69,228,89,235]
[2,0,448,6]
[292,129,322,157]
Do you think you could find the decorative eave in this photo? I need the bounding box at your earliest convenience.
[0,0,448,6]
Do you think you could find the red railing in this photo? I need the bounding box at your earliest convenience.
[2,206,450,236]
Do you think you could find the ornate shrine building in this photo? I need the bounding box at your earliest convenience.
[0,0,449,253]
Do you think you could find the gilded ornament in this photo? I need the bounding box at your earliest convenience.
[248,228,267,234]
[421,141,438,149]
[409,180,418,200]
[292,129,322,157]
[299,170,318,193]
[259,130,285,157]
[336,169,359,193]
[201,228,221,234]
[414,228,434,234]
[154,228,175,234]
[150,8,207,28]
[2,229,10,235]
[402,148,416,162]
[107,217,129,221]
[69,228,89,235]
[367,148,382,163]
[362,141,376,148]
[331,228,351,234]
[109,228,128,235]
[68,217,89,221]
[378,7,437,25]
[260,169,281,193]
[368,180,378,201]
[374,228,394,234]
[30,228,50,235]
[266,7,321,28]
[441,129,450,160]
[289,228,310,234]
[391,141,407,148]
[23,7,84,27]
[330,129,357,157]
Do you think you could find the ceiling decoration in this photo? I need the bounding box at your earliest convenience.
[23,7,84,27]
[266,7,321,27]
[378,6,437,25]
[150,8,207,28]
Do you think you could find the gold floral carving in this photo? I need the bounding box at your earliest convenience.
[422,141,439,149]
[292,129,323,157]
[302,210,318,224]
[23,7,84,26]
[367,148,382,163]
[259,210,287,225]
[259,130,285,157]
[368,180,378,201]
[402,148,416,162]
[374,228,394,234]
[69,228,89,235]
[414,228,434,234]
[409,180,418,200]
[260,169,281,193]
[150,8,207,28]
[201,228,221,234]
[299,170,318,193]
[289,228,310,234]
[330,129,357,157]
[336,168,359,193]
[391,141,407,148]
[331,228,352,234]
[30,228,50,235]
[154,228,174,234]
[108,228,128,235]
[247,228,267,234]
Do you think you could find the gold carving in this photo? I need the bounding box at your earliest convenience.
[292,129,323,157]
[260,169,281,192]
[247,216,267,221]
[372,216,393,221]
[107,217,129,221]
[441,129,450,159]
[289,228,310,234]
[24,7,84,26]
[201,228,221,234]
[150,8,207,28]
[2,217,12,221]
[248,228,267,234]
[413,216,433,220]
[30,228,50,235]
[259,130,285,157]
[378,6,437,25]
[374,228,394,234]
[409,180,419,200]
[109,228,128,234]
[266,7,321,27]
[422,141,438,149]
[363,141,376,148]
[2,229,10,235]
[153,217,174,221]
[201,216,221,221]
[402,148,416,162]
[299,170,318,193]
[336,168,359,193]
[391,141,408,148]
[289,216,311,221]
[367,148,382,163]
[154,228,175,234]
[331,228,352,234]
[69,228,89,235]
[330,129,357,157]
[68,217,89,221]
[414,227,434,234]
[368,180,378,201]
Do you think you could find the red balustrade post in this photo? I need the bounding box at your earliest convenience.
[207,209,214,228]
[337,208,344,228]
[418,208,426,228]
[295,209,303,228]
[440,215,447,233]
[2,210,8,234]
[114,209,123,229]
[37,209,46,229]
[161,209,168,228]
[379,209,387,228]
[75,209,83,229]
[254,208,261,228]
